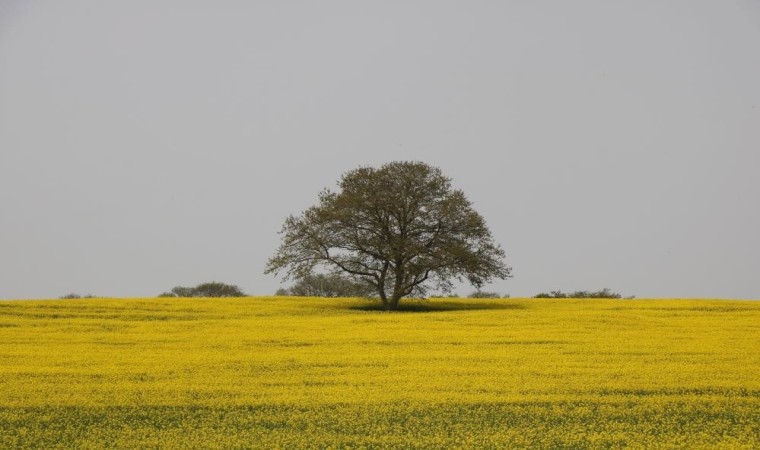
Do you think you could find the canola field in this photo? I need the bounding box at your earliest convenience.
[0,296,758,449]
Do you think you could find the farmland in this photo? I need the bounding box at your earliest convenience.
[1,297,758,448]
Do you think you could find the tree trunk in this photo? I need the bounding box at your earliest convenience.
[389,295,402,311]
[388,263,404,311]
[378,289,401,311]
[378,288,390,310]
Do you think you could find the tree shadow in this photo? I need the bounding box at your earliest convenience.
[349,299,527,313]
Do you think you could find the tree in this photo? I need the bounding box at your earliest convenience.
[265,161,511,311]
[159,282,245,298]
[276,273,376,297]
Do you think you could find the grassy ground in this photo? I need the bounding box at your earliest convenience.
[1,297,758,448]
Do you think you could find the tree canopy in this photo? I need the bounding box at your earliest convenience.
[266,161,511,310]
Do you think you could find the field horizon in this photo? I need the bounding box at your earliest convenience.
[1,296,758,448]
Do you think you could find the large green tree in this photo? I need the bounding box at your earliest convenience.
[265,161,511,311]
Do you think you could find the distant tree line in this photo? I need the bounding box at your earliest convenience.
[59,294,100,299]
[158,282,245,298]
[59,285,630,301]
[467,290,509,299]
[533,288,631,299]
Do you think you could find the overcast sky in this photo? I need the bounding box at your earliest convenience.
[1,0,758,299]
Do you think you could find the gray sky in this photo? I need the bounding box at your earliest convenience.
[1,0,758,299]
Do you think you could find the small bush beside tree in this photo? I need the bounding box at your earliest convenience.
[275,273,375,297]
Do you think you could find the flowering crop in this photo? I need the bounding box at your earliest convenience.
[0,297,758,448]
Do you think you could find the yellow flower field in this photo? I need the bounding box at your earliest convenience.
[0,297,758,448]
